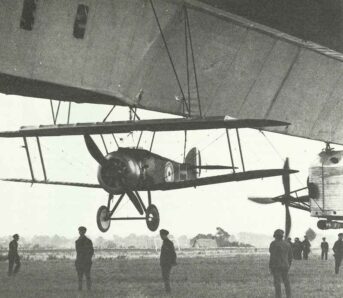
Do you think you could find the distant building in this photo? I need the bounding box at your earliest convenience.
[193,239,218,248]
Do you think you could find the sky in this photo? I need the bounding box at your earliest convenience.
[0,93,341,242]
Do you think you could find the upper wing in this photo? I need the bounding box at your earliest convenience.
[0,117,287,138]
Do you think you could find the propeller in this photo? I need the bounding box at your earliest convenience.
[248,158,293,239]
[84,134,129,189]
[248,197,276,204]
[282,158,292,239]
[84,135,107,166]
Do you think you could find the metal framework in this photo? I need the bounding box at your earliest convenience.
[224,128,247,173]
[105,191,153,222]
[50,100,73,124]
[23,136,48,182]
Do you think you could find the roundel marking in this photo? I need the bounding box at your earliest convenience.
[164,162,174,182]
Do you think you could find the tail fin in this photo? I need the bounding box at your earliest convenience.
[185,147,201,179]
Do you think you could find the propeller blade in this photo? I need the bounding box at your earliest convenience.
[84,135,106,166]
[285,204,292,238]
[126,191,144,215]
[248,197,276,204]
[282,158,290,197]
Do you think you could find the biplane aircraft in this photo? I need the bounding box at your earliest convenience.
[1,0,343,235]
[250,147,343,237]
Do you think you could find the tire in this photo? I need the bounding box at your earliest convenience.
[96,205,111,233]
[146,204,160,232]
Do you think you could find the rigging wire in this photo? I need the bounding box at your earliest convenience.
[149,0,190,116]
[259,130,305,187]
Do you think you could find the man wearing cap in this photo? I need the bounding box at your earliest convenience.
[333,233,343,274]
[321,237,329,260]
[269,229,292,298]
[75,226,94,291]
[302,235,311,260]
[159,229,177,293]
[8,234,20,276]
[293,238,302,260]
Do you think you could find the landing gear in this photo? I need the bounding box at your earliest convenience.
[96,191,160,232]
[146,204,159,231]
[96,205,111,232]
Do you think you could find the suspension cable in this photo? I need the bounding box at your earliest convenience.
[260,130,304,184]
[185,7,202,118]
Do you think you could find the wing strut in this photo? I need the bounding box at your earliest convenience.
[23,137,35,181]
[236,129,245,172]
[149,132,156,152]
[103,105,116,122]
[22,136,48,182]
[49,100,61,125]
[225,129,236,173]
[36,137,47,181]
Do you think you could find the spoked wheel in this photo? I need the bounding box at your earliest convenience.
[97,205,111,233]
[146,204,160,231]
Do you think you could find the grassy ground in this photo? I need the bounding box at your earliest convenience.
[0,254,340,298]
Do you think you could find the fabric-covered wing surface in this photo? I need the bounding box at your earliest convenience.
[134,0,343,145]
[1,0,343,143]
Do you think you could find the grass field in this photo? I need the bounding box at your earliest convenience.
[0,254,341,298]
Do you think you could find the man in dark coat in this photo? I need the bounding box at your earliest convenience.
[269,229,292,298]
[302,236,311,260]
[293,237,302,260]
[160,229,177,293]
[333,233,343,274]
[8,234,20,276]
[75,226,94,291]
[321,237,329,260]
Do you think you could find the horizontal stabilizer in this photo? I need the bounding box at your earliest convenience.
[248,197,276,204]
[0,117,289,138]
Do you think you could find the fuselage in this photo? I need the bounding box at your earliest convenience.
[309,150,343,221]
[97,147,198,194]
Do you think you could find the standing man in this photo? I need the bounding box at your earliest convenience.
[269,229,292,298]
[293,238,302,260]
[333,233,343,274]
[160,229,177,293]
[75,226,94,291]
[302,236,311,260]
[321,237,329,260]
[8,234,20,276]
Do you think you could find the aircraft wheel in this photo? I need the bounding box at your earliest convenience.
[146,204,160,232]
[97,205,111,233]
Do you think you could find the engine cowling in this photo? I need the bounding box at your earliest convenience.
[97,151,141,193]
